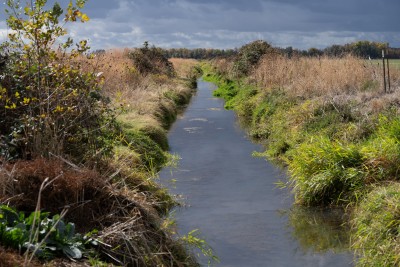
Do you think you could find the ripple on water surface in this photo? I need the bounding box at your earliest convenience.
[159,80,354,267]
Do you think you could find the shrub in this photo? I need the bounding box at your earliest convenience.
[129,42,175,77]
[232,40,273,77]
[0,0,116,162]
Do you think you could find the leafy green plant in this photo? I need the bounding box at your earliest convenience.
[0,205,98,260]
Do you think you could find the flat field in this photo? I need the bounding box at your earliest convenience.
[368,59,400,69]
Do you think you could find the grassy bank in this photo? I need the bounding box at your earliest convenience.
[203,40,400,266]
[0,1,202,266]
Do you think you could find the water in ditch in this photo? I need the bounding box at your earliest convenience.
[159,80,354,267]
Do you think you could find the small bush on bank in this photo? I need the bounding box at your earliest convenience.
[129,42,175,77]
[232,40,273,77]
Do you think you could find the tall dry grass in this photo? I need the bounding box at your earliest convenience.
[170,58,199,78]
[77,49,141,96]
[77,50,193,128]
[251,54,400,98]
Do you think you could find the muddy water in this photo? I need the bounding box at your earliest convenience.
[159,80,354,267]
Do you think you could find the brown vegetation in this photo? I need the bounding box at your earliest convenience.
[170,58,201,78]
[0,1,201,265]
[218,54,400,98]
[0,246,41,267]
[1,34,199,267]
[213,53,400,115]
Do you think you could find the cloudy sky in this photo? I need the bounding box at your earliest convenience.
[1,0,399,50]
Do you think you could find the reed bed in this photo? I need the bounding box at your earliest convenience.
[252,55,400,98]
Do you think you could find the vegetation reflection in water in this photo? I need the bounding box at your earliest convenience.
[286,206,351,253]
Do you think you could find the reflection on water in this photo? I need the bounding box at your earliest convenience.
[287,206,350,253]
[160,80,354,266]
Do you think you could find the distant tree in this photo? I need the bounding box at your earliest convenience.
[162,48,237,59]
[284,46,294,58]
[341,41,388,58]
[307,47,323,57]
[324,45,345,57]
[233,40,273,76]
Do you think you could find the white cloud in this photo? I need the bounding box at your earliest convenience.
[0,21,9,44]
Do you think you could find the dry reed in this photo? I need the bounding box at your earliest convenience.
[251,54,400,98]
[169,58,199,78]
[79,50,192,124]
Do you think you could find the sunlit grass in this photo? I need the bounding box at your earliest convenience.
[367,59,400,70]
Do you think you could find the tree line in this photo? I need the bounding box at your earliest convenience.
[282,41,400,59]
[162,47,237,59]
[154,41,400,59]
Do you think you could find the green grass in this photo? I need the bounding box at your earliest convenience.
[353,183,400,266]
[206,60,400,266]
[367,59,400,69]
[204,62,400,266]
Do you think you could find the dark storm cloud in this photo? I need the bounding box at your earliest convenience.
[1,0,399,49]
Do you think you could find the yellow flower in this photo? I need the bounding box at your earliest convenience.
[5,103,17,109]
[54,105,64,113]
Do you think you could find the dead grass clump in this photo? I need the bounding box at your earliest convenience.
[99,213,197,267]
[0,158,193,265]
[77,49,194,133]
[0,158,152,232]
[0,246,41,267]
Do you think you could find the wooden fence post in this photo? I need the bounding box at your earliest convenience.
[387,57,391,92]
[382,49,387,93]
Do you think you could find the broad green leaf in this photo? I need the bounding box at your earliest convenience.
[63,246,82,259]
[65,223,76,239]
[1,205,20,225]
